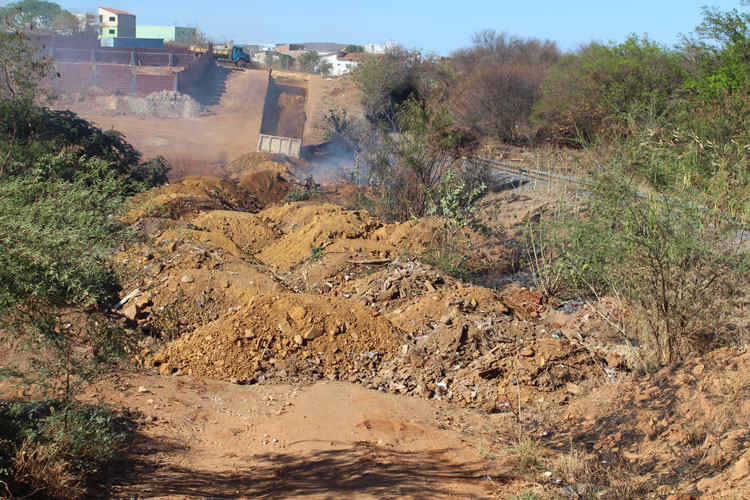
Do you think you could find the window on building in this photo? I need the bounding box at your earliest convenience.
[109,16,115,22]
[99,15,102,23]
[109,28,115,34]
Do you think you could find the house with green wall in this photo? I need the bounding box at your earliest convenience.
[136,26,197,43]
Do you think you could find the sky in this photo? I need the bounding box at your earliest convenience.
[1,0,746,54]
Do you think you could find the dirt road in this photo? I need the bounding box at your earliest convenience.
[103,375,498,499]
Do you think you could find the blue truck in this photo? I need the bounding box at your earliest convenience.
[191,44,251,68]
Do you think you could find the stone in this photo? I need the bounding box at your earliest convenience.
[278,319,292,334]
[134,294,153,310]
[439,315,453,325]
[289,306,307,321]
[122,303,140,321]
[519,347,535,357]
[181,275,194,283]
[730,456,749,481]
[303,326,324,341]
[416,383,433,398]
[293,335,303,345]
[665,495,698,500]
[566,382,584,396]
[158,363,172,376]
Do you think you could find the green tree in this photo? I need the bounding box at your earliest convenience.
[351,49,418,124]
[298,50,321,73]
[0,0,78,32]
[0,16,53,101]
[683,1,750,95]
[533,35,686,142]
[344,44,364,53]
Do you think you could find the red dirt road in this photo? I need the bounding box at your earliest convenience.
[103,376,498,499]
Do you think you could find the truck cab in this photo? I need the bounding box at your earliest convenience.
[232,46,250,68]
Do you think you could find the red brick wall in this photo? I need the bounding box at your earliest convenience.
[95,65,133,93]
[135,74,177,94]
[54,62,94,90]
[137,53,170,65]
[96,51,132,64]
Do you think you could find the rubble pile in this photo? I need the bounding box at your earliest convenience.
[117,176,614,411]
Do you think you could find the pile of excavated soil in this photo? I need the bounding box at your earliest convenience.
[58,90,210,119]
[118,190,612,412]
[123,175,284,223]
[254,203,383,269]
[237,170,291,206]
[156,293,402,383]
[129,90,210,119]
[225,152,294,181]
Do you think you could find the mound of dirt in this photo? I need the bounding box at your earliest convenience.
[225,152,294,180]
[185,210,280,257]
[123,175,263,223]
[119,189,611,415]
[129,90,210,119]
[237,170,291,206]
[254,203,383,269]
[156,293,402,383]
[539,347,750,499]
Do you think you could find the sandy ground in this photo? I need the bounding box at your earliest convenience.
[102,375,499,499]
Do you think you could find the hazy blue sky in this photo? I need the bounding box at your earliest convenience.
[2,0,745,53]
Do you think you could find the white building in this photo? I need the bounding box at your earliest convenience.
[365,40,398,54]
[319,52,362,76]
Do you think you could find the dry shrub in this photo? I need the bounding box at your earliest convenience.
[452,63,544,143]
[11,439,84,499]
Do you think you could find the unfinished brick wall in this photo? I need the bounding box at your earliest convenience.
[136,74,177,94]
[53,62,178,95]
[54,62,95,90]
[95,65,133,93]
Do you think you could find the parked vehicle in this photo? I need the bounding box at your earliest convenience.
[190,44,250,68]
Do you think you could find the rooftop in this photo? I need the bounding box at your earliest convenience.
[99,6,135,16]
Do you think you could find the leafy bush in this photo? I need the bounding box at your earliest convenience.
[423,170,487,280]
[0,100,170,192]
[285,183,327,203]
[533,35,686,142]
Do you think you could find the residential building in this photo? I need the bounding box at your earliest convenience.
[365,40,398,54]
[300,42,346,54]
[319,51,363,76]
[97,7,135,38]
[275,43,305,53]
[136,26,197,43]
